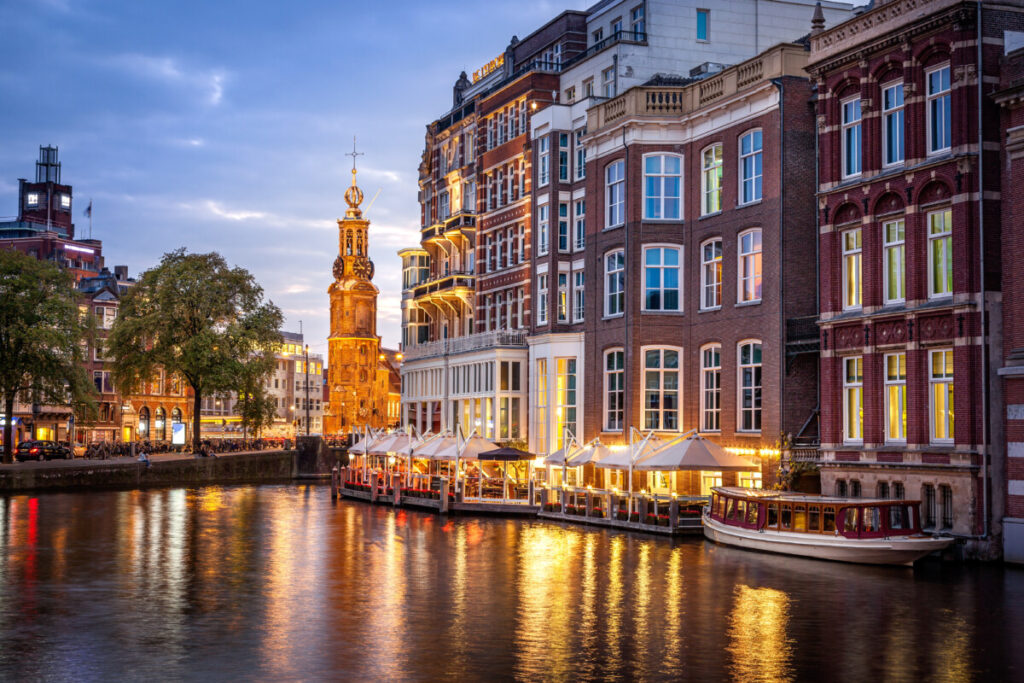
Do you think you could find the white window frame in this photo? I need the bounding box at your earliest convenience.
[642,244,682,312]
[537,274,549,325]
[538,204,550,256]
[606,160,625,228]
[842,228,862,311]
[700,344,721,433]
[926,64,952,155]
[841,96,862,178]
[557,272,569,322]
[843,356,864,444]
[572,270,585,323]
[883,219,905,304]
[737,340,762,433]
[642,153,682,220]
[701,143,723,216]
[558,202,570,252]
[574,129,586,180]
[573,199,585,251]
[604,348,625,432]
[539,136,550,186]
[739,129,762,205]
[927,208,953,299]
[602,66,616,98]
[641,346,682,432]
[884,352,907,443]
[882,81,905,167]
[604,249,625,317]
[930,348,954,444]
[737,228,762,304]
[701,238,722,310]
[558,133,569,182]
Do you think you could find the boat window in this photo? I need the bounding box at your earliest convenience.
[843,508,859,533]
[863,507,881,533]
[718,495,727,518]
[735,500,746,521]
[767,503,778,528]
[745,502,759,526]
[889,505,909,530]
[711,493,718,515]
[808,505,821,532]
[780,504,792,530]
[823,507,837,532]
[793,505,807,532]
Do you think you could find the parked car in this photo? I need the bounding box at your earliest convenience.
[14,440,72,461]
[72,442,87,458]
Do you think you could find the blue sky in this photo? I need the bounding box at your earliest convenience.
[1,0,588,355]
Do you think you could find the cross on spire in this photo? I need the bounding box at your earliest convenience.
[345,136,364,177]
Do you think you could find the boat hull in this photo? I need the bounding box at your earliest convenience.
[703,513,953,566]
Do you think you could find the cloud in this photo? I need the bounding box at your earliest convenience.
[197,200,266,221]
[359,167,403,183]
[284,284,311,294]
[102,53,228,106]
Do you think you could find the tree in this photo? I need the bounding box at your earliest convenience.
[106,249,282,453]
[0,249,95,463]
[230,353,279,440]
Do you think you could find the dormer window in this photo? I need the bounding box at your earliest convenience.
[27,192,39,207]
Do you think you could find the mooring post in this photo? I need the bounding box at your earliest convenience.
[440,478,449,513]
[331,465,339,501]
[669,498,679,529]
[393,472,401,506]
[561,487,568,515]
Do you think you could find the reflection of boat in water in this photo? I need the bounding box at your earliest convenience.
[703,487,954,566]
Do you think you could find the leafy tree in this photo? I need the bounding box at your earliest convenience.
[0,250,95,463]
[106,249,282,453]
[230,353,279,440]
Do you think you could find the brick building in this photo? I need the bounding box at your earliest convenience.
[808,0,1022,556]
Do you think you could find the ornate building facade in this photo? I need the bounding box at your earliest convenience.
[324,163,387,434]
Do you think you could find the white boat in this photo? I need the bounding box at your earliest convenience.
[703,487,954,566]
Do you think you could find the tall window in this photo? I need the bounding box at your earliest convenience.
[701,239,722,310]
[536,359,548,452]
[538,204,550,256]
[555,358,577,449]
[842,97,862,177]
[558,133,569,181]
[573,199,585,251]
[883,219,905,303]
[930,349,954,443]
[574,129,586,180]
[605,250,625,316]
[643,154,681,220]
[739,130,762,204]
[537,274,549,325]
[885,352,907,442]
[928,209,953,298]
[701,345,721,432]
[940,485,953,529]
[702,144,722,215]
[738,229,762,303]
[696,8,710,41]
[606,160,625,228]
[922,484,936,528]
[843,356,864,443]
[557,203,570,252]
[882,82,905,165]
[927,65,951,154]
[557,273,569,322]
[643,246,681,311]
[644,348,680,431]
[738,341,762,432]
[572,271,585,323]
[842,228,862,310]
[539,137,550,186]
[602,66,616,98]
[604,349,624,431]
[631,4,645,34]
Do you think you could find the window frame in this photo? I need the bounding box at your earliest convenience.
[737,228,762,304]
[641,345,683,432]
[701,143,723,216]
[737,340,763,433]
[572,270,585,323]
[573,199,585,251]
[700,343,722,433]
[926,64,952,155]
[884,352,907,443]
[641,244,682,313]
[881,80,905,167]
[841,95,862,178]
[537,273,549,325]
[696,8,710,42]
[843,355,864,444]
[927,208,953,299]
[604,348,625,432]
[738,129,763,205]
[605,160,625,229]
[882,219,905,304]
[642,153,682,221]
[538,204,550,256]
[700,238,722,311]
[538,136,550,187]
[604,249,625,318]
[842,227,863,311]
[929,348,954,444]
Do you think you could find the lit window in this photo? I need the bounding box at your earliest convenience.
[604,349,625,431]
[738,229,762,303]
[883,219,905,304]
[702,144,723,215]
[538,204,549,256]
[572,271,585,323]
[701,239,722,310]
[843,356,863,443]
[930,349,954,443]
[573,199,585,251]
[605,249,625,316]
[537,274,549,325]
[643,154,681,220]
[928,209,953,298]
[701,344,721,432]
[606,160,625,228]
[60,194,71,210]
[842,97,862,177]
[557,272,569,322]
[738,341,762,432]
[882,82,905,165]
[696,8,710,41]
[555,358,577,449]
[26,192,39,207]
[927,65,952,154]
[885,352,907,442]
[643,246,681,311]
[739,130,762,204]
[842,228,862,310]
[643,348,681,431]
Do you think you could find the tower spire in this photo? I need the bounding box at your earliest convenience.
[343,136,365,217]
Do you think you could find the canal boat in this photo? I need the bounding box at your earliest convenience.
[703,487,954,566]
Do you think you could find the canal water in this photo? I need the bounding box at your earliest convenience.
[0,485,1021,681]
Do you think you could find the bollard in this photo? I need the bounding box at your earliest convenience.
[585,491,592,518]
[371,473,378,503]
[440,479,449,513]
[331,466,339,501]
[528,480,535,506]
[606,492,614,522]
[393,473,401,507]
[561,487,568,515]
[669,499,679,529]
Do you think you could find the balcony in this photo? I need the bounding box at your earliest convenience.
[421,211,477,243]
[412,270,475,300]
[402,329,528,361]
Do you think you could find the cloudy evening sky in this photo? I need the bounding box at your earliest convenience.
[1,0,589,355]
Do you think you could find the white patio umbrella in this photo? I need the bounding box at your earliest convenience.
[634,433,759,472]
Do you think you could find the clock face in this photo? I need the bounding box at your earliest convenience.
[353,257,374,280]
[332,256,345,281]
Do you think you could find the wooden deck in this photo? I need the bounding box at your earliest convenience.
[537,510,704,536]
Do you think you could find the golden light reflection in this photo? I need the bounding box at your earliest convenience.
[727,585,794,682]
[515,525,577,679]
[606,534,624,666]
[662,548,684,674]
[631,542,652,680]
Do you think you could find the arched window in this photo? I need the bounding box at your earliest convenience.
[738,129,762,204]
[604,249,625,317]
[701,144,723,216]
[737,340,762,432]
[155,407,166,441]
[738,229,762,303]
[138,406,150,439]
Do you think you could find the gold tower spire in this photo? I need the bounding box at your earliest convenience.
[344,136,364,217]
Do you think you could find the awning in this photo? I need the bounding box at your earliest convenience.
[479,445,534,461]
[635,434,759,472]
[543,442,588,466]
[594,436,668,470]
[412,434,459,459]
[349,431,383,455]
[368,432,413,455]
[459,435,503,460]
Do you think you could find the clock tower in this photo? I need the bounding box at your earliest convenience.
[324,145,383,434]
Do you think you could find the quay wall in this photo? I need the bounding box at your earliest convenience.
[0,451,297,493]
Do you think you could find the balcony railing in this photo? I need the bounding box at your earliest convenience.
[402,329,528,361]
[411,271,476,300]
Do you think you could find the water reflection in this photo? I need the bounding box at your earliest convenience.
[0,486,1021,680]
